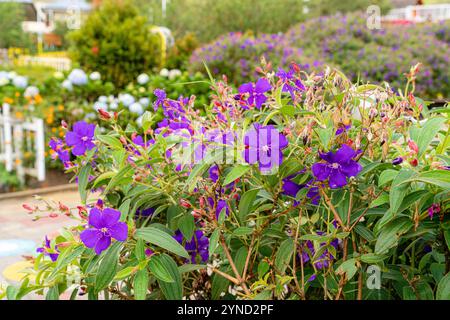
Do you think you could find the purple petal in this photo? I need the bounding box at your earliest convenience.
[255,78,271,93]
[238,82,253,94]
[108,222,128,241]
[65,131,81,147]
[102,208,121,227]
[312,163,331,181]
[333,144,356,164]
[80,229,102,248]
[72,144,87,156]
[340,160,362,177]
[328,169,347,189]
[89,208,105,229]
[254,94,267,109]
[94,235,111,255]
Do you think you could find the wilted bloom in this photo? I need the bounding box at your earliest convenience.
[65,121,96,156]
[174,230,209,263]
[80,207,128,255]
[244,123,288,173]
[312,144,362,189]
[428,203,441,219]
[36,236,59,262]
[68,69,88,86]
[238,78,271,109]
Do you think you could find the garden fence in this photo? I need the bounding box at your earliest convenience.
[0,103,46,182]
[385,4,450,22]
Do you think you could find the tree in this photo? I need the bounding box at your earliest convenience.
[0,2,32,49]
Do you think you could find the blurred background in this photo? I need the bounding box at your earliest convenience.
[0,0,449,291]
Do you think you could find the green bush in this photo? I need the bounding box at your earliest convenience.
[0,2,33,49]
[68,0,162,88]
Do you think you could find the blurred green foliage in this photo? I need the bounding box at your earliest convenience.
[68,0,162,88]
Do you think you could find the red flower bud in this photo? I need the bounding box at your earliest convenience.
[61,120,68,129]
[408,140,419,154]
[98,108,111,120]
[23,204,36,213]
[179,199,192,208]
[49,213,58,218]
[409,158,418,167]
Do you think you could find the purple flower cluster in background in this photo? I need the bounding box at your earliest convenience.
[174,230,209,263]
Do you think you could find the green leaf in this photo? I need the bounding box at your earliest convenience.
[375,217,413,254]
[134,269,149,300]
[378,169,398,187]
[437,273,450,300]
[336,259,358,281]
[141,111,153,132]
[233,227,254,236]
[114,266,135,280]
[403,170,450,190]
[179,264,206,274]
[94,242,122,293]
[96,135,123,150]
[104,166,134,194]
[148,255,175,283]
[360,253,387,264]
[78,165,91,204]
[46,286,59,300]
[135,226,189,259]
[411,117,446,158]
[275,238,294,274]
[209,229,220,256]
[157,254,183,300]
[238,189,259,222]
[49,245,85,279]
[258,261,270,278]
[223,164,250,185]
[389,169,414,214]
[178,213,195,241]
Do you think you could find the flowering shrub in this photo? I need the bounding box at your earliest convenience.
[4,63,450,301]
[189,32,322,85]
[285,13,450,99]
[67,0,162,88]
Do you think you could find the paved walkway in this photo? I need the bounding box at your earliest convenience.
[0,188,82,297]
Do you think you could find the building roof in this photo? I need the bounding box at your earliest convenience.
[40,0,91,12]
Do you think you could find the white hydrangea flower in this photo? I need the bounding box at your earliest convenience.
[136,115,143,127]
[139,97,150,107]
[62,79,73,91]
[98,95,108,103]
[109,101,119,110]
[118,93,135,107]
[159,68,169,77]
[68,68,88,86]
[24,86,39,98]
[13,76,28,88]
[137,73,149,85]
[8,71,17,79]
[129,102,144,115]
[89,71,101,81]
[168,69,182,80]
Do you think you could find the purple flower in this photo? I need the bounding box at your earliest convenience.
[80,207,128,255]
[49,138,70,166]
[244,123,288,173]
[238,78,271,109]
[282,171,305,197]
[276,66,305,99]
[392,157,403,165]
[36,236,59,262]
[428,203,441,219]
[209,164,219,182]
[174,230,209,263]
[153,89,166,111]
[65,121,96,156]
[207,197,230,219]
[312,144,362,189]
[335,124,351,136]
[300,232,339,269]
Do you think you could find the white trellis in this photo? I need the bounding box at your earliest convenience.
[0,103,46,182]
